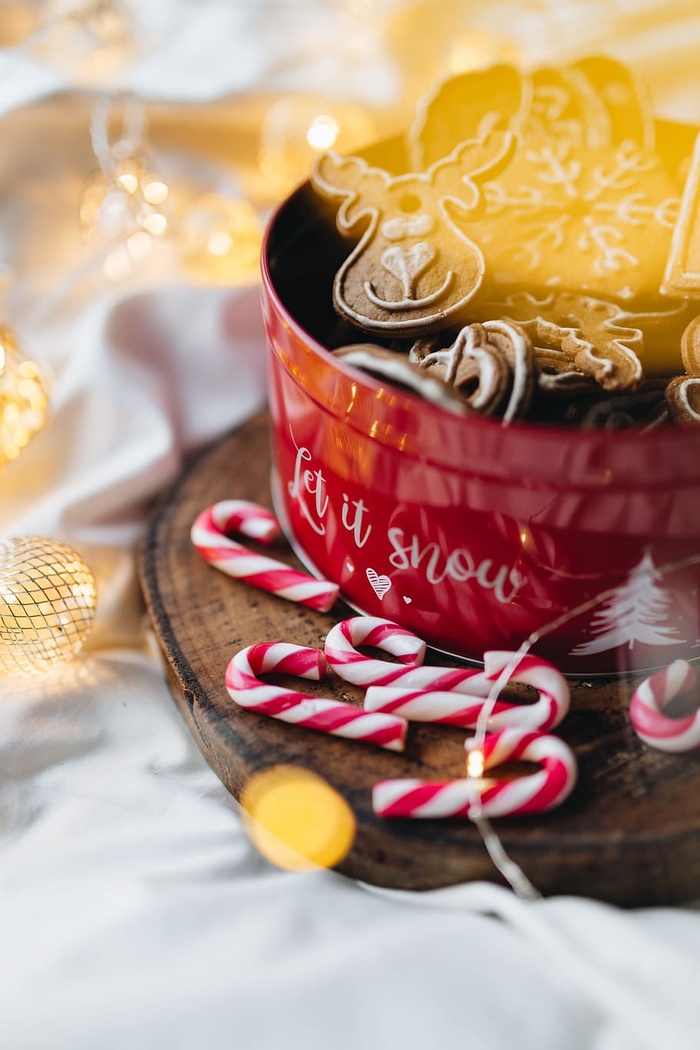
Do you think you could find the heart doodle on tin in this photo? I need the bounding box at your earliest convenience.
[366,567,392,601]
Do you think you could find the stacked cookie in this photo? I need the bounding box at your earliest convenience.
[311,57,700,428]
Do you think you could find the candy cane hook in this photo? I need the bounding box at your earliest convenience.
[191,500,339,612]
[225,642,407,751]
[364,650,570,731]
[372,728,577,819]
[630,659,700,752]
[324,616,492,693]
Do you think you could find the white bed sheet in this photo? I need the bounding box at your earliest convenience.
[0,6,699,1049]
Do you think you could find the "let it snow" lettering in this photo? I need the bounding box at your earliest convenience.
[388,527,525,604]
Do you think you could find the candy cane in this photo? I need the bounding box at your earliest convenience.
[324,616,491,693]
[372,728,577,819]
[630,659,700,752]
[225,642,407,751]
[364,651,570,731]
[191,500,339,612]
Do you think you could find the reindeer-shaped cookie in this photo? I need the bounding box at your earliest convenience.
[312,132,514,335]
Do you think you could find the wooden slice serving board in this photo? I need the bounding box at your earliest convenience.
[139,410,700,905]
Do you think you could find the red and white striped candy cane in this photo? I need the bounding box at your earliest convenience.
[484,650,569,729]
[324,616,491,693]
[225,642,407,751]
[372,728,577,819]
[191,500,339,612]
[364,650,570,731]
[630,659,700,752]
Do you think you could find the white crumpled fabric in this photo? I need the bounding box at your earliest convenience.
[0,4,698,1049]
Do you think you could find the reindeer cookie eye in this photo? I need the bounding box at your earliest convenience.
[398,193,421,213]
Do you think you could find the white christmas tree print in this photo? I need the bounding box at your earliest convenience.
[571,550,684,656]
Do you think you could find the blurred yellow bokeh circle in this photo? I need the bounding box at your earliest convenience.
[241,766,356,872]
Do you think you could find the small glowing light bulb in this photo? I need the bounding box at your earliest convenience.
[467,749,485,779]
[258,96,376,200]
[142,178,169,206]
[126,230,152,259]
[207,230,234,256]
[306,114,340,151]
[179,194,262,285]
[116,167,139,195]
[102,248,132,281]
[80,159,171,278]
[141,211,167,236]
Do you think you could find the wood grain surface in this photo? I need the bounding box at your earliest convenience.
[138,410,700,905]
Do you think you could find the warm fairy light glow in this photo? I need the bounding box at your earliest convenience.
[81,162,170,250]
[141,211,167,236]
[142,178,169,206]
[102,249,131,281]
[127,230,152,259]
[306,114,340,151]
[116,169,139,195]
[180,194,263,285]
[241,765,356,872]
[448,30,514,74]
[467,749,485,779]
[0,326,49,469]
[30,0,135,84]
[207,230,233,256]
[0,536,97,678]
[259,96,376,200]
[0,3,38,46]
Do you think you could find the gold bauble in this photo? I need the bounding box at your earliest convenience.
[0,326,49,470]
[0,536,97,678]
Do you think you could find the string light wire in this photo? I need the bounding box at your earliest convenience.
[466,549,700,899]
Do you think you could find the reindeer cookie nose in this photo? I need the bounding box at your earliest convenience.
[311,132,515,335]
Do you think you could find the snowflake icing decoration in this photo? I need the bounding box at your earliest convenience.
[472,137,681,301]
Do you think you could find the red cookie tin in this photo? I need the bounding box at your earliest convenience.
[261,180,700,676]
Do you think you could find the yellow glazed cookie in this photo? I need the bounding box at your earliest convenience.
[663,134,700,298]
[410,60,682,304]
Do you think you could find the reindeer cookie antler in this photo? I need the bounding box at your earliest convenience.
[312,132,515,336]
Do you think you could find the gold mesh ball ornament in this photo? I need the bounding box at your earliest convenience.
[0,537,97,678]
[0,326,49,469]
